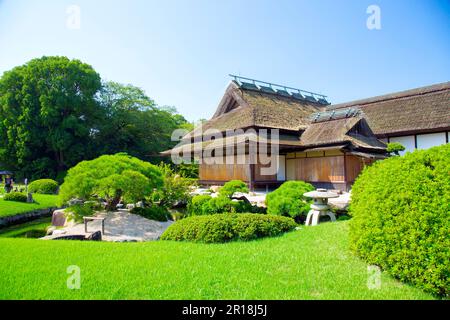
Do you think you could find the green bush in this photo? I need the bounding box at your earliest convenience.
[187,195,213,215]
[131,206,171,222]
[161,213,297,243]
[59,153,163,210]
[152,163,194,208]
[64,203,94,223]
[28,179,58,194]
[187,194,263,216]
[266,181,315,218]
[219,180,249,198]
[386,142,405,156]
[3,192,28,202]
[204,196,237,214]
[349,144,450,297]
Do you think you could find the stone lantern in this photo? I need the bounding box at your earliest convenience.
[303,188,339,226]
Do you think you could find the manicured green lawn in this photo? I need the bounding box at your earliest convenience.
[0,194,59,218]
[0,221,434,300]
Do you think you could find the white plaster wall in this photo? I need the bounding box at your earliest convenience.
[389,136,415,155]
[416,132,447,150]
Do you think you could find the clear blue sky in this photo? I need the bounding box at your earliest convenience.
[0,0,449,121]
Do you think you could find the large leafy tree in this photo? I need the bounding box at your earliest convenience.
[0,56,103,179]
[59,153,163,211]
[98,81,193,161]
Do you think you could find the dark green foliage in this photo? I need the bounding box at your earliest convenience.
[28,179,58,194]
[3,192,27,203]
[349,144,450,297]
[161,213,297,243]
[219,180,249,198]
[0,56,103,179]
[131,206,171,222]
[386,142,406,156]
[204,196,237,214]
[187,194,263,216]
[266,181,315,218]
[0,58,192,180]
[97,82,191,163]
[152,163,194,208]
[59,153,163,210]
[187,195,213,215]
[175,162,199,179]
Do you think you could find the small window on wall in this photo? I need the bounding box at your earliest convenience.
[416,132,446,150]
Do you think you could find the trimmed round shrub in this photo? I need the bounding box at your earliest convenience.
[219,180,249,198]
[131,206,171,222]
[187,195,213,215]
[266,181,315,218]
[161,213,297,243]
[3,192,27,202]
[28,179,58,194]
[187,194,262,216]
[349,144,450,297]
[203,196,237,214]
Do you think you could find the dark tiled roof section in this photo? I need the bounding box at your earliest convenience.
[329,82,450,136]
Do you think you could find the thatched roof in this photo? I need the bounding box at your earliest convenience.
[186,81,326,139]
[161,131,306,156]
[163,78,449,157]
[299,114,386,150]
[328,82,450,137]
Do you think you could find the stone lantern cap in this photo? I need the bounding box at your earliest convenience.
[303,188,339,199]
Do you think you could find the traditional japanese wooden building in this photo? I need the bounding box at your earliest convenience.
[163,76,449,191]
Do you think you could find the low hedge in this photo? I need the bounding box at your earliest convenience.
[161,213,297,243]
[3,192,28,203]
[187,195,263,216]
[28,179,58,194]
[266,181,314,219]
[131,206,171,222]
[349,144,450,297]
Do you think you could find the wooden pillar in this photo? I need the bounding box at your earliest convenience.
[249,163,255,191]
[343,153,348,192]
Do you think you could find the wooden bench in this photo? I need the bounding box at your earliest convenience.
[83,216,105,234]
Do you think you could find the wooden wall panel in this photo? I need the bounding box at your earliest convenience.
[199,157,250,182]
[288,156,345,183]
[345,155,366,182]
[254,161,277,181]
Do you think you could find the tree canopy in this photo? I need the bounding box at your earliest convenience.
[0,56,194,180]
[0,56,103,179]
[59,153,163,210]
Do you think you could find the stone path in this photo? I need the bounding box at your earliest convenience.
[43,210,173,242]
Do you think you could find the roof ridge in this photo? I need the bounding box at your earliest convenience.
[329,81,450,110]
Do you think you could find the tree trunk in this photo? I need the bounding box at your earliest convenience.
[105,190,122,211]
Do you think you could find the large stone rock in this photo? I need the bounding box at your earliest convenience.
[87,231,102,241]
[210,186,221,193]
[51,209,66,227]
[27,193,34,203]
